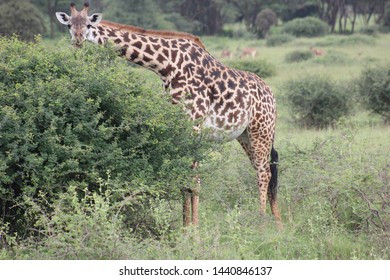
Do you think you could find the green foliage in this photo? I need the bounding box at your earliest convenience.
[285,75,351,128]
[19,186,134,259]
[0,0,46,41]
[357,65,390,123]
[0,37,211,237]
[282,16,329,37]
[266,33,295,46]
[254,8,278,39]
[285,50,313,63]
[226,59,276,78]
[278,129,389,257]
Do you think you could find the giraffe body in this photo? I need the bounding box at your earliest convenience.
[56,3,281,228]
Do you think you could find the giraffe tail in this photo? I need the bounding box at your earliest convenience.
[269,145,279,200]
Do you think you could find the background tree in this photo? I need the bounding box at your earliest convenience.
[384,1,390,27]
[359,0,388,25]
[254,8,278,38]
[177,0,224,35]
[318,0,390,33]
[100,0,177,30]
[0,0,46,41]
[32,0,70,39]
[319,0,341,32]
[10,0,390,40]
[226,0,271,32]
[277,0,319,22]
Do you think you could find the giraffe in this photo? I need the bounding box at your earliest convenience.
[56,2,282,228]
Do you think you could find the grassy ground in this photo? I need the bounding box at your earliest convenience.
[2,32,389,260]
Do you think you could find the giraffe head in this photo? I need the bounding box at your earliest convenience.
[56,2,102,47]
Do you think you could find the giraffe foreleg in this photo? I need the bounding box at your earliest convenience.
[182,188,192,227]
[191,162,201,226]
[191,186,199,226]
[182,162,201,228]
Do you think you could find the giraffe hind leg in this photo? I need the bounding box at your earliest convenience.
[237,133,268,218]
[268,146,283,228]
[237,132,282,226]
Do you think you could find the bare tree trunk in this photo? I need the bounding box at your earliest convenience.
[319,0,341,33]
[351,2,358,33]
[48,0,60,39]
[365,1,377,25]
[337,0,346,33]
[376,0,389,24]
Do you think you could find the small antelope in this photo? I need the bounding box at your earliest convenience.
[239,48,257,58]
[310,47,325,56]
[220,49,233,59]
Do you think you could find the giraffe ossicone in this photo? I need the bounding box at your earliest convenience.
[56,2,282,228]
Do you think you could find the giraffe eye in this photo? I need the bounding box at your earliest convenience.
[67,24,71,29]
[87,24,92,29]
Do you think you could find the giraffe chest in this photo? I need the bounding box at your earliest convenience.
[202,114,249,141]
[188,90,253,141]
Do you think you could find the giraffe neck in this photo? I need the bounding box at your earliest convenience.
[90,23,202,91]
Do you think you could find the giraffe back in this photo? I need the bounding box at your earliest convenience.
[100,20,206,49]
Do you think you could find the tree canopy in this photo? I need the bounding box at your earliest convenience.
[0,0,388,38]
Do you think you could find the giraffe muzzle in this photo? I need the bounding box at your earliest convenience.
[72,38,85,48]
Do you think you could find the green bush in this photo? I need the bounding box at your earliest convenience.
[285,50,313,63]
[266,33,295,46]
[282,16,329,37]
[226,59,276,78]
[285,75,351,128]
[357,66,390,123]
[0,37,211,237]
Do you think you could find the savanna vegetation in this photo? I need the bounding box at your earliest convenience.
[0,0,389,260]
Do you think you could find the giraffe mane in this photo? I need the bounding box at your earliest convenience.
[99,20,206,50]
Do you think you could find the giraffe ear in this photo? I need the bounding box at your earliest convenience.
[56,12,71,25]
[89,13,103,26]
